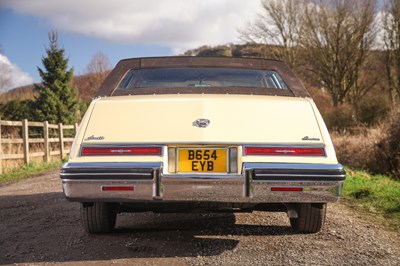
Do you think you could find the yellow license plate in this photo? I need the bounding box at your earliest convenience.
[178,149,227,173]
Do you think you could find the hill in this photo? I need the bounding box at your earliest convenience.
[0,71,109,103]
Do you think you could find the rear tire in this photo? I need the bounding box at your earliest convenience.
[290,203,326,233]
[80,202,117,234]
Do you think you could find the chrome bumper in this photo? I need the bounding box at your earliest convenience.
[60,162,345,203]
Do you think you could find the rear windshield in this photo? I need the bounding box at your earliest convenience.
[117,68,289,90]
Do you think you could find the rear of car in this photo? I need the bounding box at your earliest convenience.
[61,57,345,234]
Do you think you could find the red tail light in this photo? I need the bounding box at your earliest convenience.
[244,147,325,156]
[102,186,135,191]
[81,146,162,156]
[271,187,303,192]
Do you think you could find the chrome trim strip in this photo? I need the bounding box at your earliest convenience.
[60,162,163,180]
[244,163,344,171]
[244,163,346,181]
[79,142,325,146]
[62,162,162,169]
[253,174,345,178]
[161,174,243,179]
[61,172,151,176]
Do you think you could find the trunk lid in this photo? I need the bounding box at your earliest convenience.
[82,94,324,145]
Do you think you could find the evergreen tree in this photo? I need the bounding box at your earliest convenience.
[34,31,79,124]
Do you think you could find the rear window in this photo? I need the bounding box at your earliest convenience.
[117,68,289,90]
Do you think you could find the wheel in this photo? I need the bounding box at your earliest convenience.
[289,203,326,233]
[80,202,117,234]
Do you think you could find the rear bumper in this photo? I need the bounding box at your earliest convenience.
[60,162,345,203]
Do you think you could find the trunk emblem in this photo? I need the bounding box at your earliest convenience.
[193,118,211,128]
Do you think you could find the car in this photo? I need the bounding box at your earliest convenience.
[60,56,345,234]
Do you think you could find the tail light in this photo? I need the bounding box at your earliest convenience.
[271,187,303,192]
[244,147,325,156]
[102,186,135,191]
[81,146,162,156]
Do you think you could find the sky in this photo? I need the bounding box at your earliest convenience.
[0,0,261,90]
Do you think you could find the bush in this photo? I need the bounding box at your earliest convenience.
[331,129,379,170]
[356,95,390,126]
[322,104,356,132]
[372,108,400,180]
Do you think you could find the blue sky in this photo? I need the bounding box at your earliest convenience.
[0,0,260,90]
[0,8,171,81]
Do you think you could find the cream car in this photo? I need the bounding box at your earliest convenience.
[61,56,345,234]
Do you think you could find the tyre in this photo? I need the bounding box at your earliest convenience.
[289,203,326,233]
[80,202,117,234]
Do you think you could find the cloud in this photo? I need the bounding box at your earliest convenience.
[1,0,261,52]
[0,54,34,91]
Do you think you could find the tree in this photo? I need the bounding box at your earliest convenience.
[239,0,304,70]
[34,31,79,124]
[85,51,111,96]
[301,0,376,106]
[383,0,400,103]
[0,100,33,121]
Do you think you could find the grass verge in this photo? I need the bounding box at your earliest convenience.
[0,161,63,185]
[343,168,400,232]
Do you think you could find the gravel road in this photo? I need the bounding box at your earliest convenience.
[0,171,399,266]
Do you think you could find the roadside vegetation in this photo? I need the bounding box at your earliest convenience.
[0,161,62,185]
[343,169,400,232]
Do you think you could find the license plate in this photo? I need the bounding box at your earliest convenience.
[178,148,227,173]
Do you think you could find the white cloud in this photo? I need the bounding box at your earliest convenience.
[0,54,34,91]
[1,0,261,52]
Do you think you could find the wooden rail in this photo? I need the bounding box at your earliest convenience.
[0,118,78,174]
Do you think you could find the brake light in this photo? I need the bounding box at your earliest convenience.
[81,146,162,156]
[244,147,325,156]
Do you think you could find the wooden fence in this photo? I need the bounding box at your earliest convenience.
[0,118,78,174]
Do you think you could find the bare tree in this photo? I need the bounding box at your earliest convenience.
[239,0,304,70]
[383,0,400,103]
[301,0,377,106]
[85,51,111,95]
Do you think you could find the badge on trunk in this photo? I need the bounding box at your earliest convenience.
[193,118,211,128]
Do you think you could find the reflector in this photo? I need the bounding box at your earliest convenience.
[102,186,135,191]
[271,187,303,192]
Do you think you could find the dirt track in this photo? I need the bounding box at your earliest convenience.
[0,171,399,266]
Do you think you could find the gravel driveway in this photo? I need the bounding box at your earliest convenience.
[0,171,399,265]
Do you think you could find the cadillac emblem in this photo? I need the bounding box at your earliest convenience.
[193,118,211,128]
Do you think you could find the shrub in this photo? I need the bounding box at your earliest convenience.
[372,108,400,180]
[322,104,356,132]
[331,129,379,170]
[356,95,390,126]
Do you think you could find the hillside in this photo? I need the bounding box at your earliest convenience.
[0,71,108,103]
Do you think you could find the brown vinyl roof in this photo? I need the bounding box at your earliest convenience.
[96,56,310,98]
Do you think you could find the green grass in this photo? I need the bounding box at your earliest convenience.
[0,161,63,184]
[343,168,400,231]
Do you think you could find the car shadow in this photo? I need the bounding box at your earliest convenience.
[0,192,294,264]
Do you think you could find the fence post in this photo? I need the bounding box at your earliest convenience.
[22,119,29,165]
[0,117,2,175]
[58,123,64,160]
[44,121,50,163]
